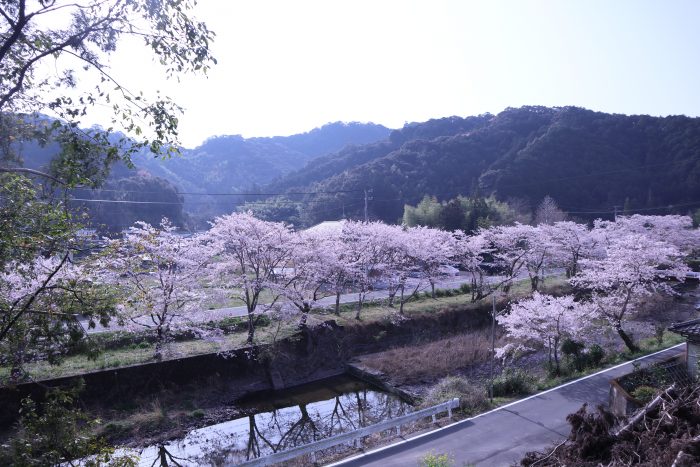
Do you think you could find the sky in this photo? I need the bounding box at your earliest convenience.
[91,0,700,147]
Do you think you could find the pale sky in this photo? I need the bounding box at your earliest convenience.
[93,0,700,148]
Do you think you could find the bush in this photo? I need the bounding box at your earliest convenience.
[632,385,657,404]
[422,376,489,415]
[419,451,454,467]
[587,344,605,367]
[561,338,606,372]
[459,283,471,294]
[190,409,206,419]
[492,369,534,397]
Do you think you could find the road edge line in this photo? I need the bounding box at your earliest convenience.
[326,342,684,466]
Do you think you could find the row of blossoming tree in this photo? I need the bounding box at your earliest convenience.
[3,212,698,367]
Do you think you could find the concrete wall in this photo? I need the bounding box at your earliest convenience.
[0,303,493,426]
[687,340,700,379]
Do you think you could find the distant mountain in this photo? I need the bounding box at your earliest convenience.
[11,119,393,228]
[134,121,391,193]
[261,107,700,225]
[133,121,391,221]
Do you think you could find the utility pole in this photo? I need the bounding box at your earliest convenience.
[364,189,372,222]
[489,294,496,404]
[614,205,621,221]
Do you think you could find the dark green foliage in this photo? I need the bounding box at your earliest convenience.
[561,338,587,372]
[0,382,136,466]
[403,194,519,232]
[492,369,535,397]
[561,338,606,373]
[631,385,657,403]
[266,106,700,225]
[133,122,391,224]
[588,344,605,367]
[75,172,186,234]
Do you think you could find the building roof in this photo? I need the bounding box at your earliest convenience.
[668,318,700,337]
[304,220,346,235]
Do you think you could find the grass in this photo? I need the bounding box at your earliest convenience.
[534,330,685,392]
[0,274,596,383]
[321,274,570,327]
[360,331,505,385]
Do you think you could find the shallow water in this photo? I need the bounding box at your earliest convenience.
[130,375,411,466]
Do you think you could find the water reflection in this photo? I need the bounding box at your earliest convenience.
[134,376,411,466]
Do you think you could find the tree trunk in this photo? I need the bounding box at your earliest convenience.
[10,339,25,383]
[154,326,164,361]
[430,281,436,299]
[299,305,309,328]
[617,326,639,353]
[399,285,405,315]
[553,337,560,375]
[530,274,539,292]
[355,293,364,320]
[334,291,341,316]
[247,312,256,344]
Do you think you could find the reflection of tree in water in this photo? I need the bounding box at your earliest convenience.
[150,445,187,467]
[199,389,410,465]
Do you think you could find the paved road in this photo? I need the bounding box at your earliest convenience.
[78,270,563,334]
[78,274,481,334]
[331,344,685,467]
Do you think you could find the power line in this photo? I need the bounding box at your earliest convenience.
[71,187,363,196]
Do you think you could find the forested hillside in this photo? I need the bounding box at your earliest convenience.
[13,120,391,230]
[134,121,391,194]
[259,107,700,225]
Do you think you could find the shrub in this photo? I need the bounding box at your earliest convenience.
[632,385,657,404]
[419,451,454,467]
[492,369,534,397]
[561,338,586,372]
[190,409,205,419]
[587,344,605,367]
[459,283,471,294]
[422,376,489,415]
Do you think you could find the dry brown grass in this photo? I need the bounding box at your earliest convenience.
[359,330,505,384]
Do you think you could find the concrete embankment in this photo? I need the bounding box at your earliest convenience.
[0,302,492,425]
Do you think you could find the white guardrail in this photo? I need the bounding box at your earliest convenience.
[234,397,460,467]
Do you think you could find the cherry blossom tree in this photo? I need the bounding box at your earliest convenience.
[520,225,558,292]
[479,224,530,294]
[408,226,457,299]
[340,221,392,320]
[208,212,294,343]
[315,234,354,316]
[499,293,592,374]
[595,215,699,254]
[571,233,689,352]
[105,219,210,360]
[374,225,412,311]
[0,253,117,380]
[543,221,599,278]
[453,231,490,302]
[534,196,567,225]
[276,231,330,327]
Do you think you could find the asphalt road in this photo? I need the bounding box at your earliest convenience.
[78,270,564,334]
[78,273,482,334]
[330,344,685,467]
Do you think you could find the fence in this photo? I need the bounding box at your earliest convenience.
[235,397,460,466]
